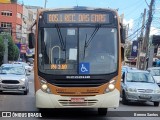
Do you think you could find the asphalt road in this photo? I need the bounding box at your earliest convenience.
[0,72,160,120]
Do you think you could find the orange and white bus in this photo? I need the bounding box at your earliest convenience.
[29,7,125,115]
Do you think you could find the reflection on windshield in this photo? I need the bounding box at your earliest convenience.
[126,72,155,83]
[0,66,25,75]
[79,28,117,74]
[39,27,117,75]
[150,69,160,76]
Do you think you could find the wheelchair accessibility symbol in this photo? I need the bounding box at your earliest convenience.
[79,63,90,74]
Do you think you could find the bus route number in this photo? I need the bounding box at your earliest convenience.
[51,64,68,70]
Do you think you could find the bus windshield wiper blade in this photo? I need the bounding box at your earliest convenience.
[83,25,101,59]
[55,24,65,51]
[85,25,101,48]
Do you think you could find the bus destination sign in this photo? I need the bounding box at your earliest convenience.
[47,13,110,23]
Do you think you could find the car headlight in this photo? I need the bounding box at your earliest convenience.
[19,78,26,83]
[20,78,25,81]
[127,88,137,92]
[40,79,51,93]
[154,89,160,94]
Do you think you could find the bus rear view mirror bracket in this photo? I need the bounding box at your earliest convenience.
[28,33,35,49]
[120,24,126,44]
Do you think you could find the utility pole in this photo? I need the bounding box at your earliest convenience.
[3,35,8,64]
[137,9,146,69]
[142,0,155,69]
[44,0,47,8]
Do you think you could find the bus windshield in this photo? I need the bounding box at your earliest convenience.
[38,26,118,75]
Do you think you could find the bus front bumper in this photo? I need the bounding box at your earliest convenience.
[36,89,120,108]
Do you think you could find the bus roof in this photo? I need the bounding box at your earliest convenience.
[38,6,118,14]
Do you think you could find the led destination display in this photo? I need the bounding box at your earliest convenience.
[47,13,110,23]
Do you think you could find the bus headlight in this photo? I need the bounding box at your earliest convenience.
[41,84,48,90]
[105,79,116,93]
[40,79,51,93]
[108,84,115,90]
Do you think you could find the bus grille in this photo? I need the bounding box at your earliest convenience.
[49,79,106,87]
[58,99,98,106]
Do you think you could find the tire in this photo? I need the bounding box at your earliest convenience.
[122,91,128,105]
[24,86,29,95]
[24,90,28,95]
[98,108,108,116]
[154,102,159,107]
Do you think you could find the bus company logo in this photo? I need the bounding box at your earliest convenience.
[2,112,11,117]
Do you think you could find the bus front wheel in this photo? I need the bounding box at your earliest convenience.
[98,108,108,116]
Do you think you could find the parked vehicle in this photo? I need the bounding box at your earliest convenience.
[14,62,33,72]
[121,66,137,76]
[0,64,29,95]
[147,67,160,87]
[121,69,160,106]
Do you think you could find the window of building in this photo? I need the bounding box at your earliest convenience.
[16,25,22,30]
[17,13,22,19]
[1,22,12,28]
[1,11,12,16]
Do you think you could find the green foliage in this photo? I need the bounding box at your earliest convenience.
[14,45,19,61]
[0,34,20,63]
[11,0,17,3]
[7,35,19,61]
[8,35,15,61]
[125,45,132,58]
[0,35,5,65]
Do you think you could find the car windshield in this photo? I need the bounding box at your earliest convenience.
[126,72,155,83]
[0,66,25,75]
[150,69,160,76]
[38,27,118,75]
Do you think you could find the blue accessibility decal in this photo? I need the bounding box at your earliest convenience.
[79,63,90,74]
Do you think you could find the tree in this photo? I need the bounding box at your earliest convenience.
[7,35,19,61]
[11,0,17,3]
[14,44,19,61]
[0,35,5,65]
[125,45,132,58]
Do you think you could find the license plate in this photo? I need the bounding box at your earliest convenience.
[140,95,151,99]
[3,85,17,89]
[71,98,85,102]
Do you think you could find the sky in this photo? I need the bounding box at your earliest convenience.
[20,0,160,38]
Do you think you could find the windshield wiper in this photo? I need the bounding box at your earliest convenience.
[83,25,101,59]
[55,24,66,51]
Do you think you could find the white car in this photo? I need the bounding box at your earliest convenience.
[0,64,29,95]
[14,62,33,72]
[147,67,160,87]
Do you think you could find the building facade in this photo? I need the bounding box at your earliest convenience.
[0,3,23,43]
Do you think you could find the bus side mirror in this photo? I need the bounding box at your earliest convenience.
[28,33,35,49]
[121,47,124,61]
[120,26,126,44]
